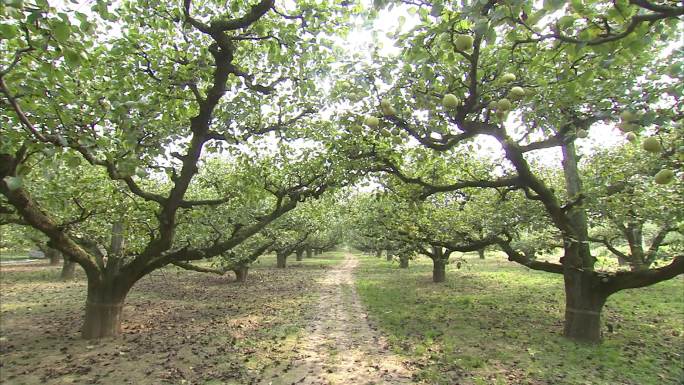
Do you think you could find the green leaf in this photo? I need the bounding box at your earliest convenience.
[0,24,18,39]
[53,21,71,43]
[63,48,82,66]
[543,0,565,11]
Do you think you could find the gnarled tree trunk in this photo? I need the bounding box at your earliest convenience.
[276,252,287,268]
[61,258,76,280]
[233,267,249,283]
[46,247,61,265]
[82,278,133,339]
[563,269,607,343]
[432,259,446,283]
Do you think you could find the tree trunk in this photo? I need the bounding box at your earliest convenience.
[433,259,446,283]
[233,267,249,283]
[276,253,287,268]
[306,247,313,258]
[81,279,131,339]
[375,249,382,258]
[477,248,485,260]
[46,247,61,265]
[386,253,393,262]
[61,259,76,280]
[296,248,304,261]
[399,256,409,268]
[563,269,607,343]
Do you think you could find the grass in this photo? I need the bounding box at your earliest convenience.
[355,252,684,385]
[0,251,344,385]
[0,251,33,261]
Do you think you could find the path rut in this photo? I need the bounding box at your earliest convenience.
[258,253,413,385]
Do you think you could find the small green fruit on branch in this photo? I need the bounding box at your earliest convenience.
[618,110,640,132]
[364,116,379,128]
[380,99,396,117]
[654,169,674,185]
[642,137,662,153]
[455,35,474,51]
[625,132,637,142]
[442,94,459,109]
[501,73,516,82]
[508,86,525,100]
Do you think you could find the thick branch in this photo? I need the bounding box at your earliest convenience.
[604,255,684,294]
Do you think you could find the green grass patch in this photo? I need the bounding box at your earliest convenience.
[355,253,684,385]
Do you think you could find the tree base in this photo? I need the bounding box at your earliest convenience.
[82,300,124,339]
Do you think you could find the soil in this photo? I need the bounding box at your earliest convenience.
[0,253,415,385]
[259,253,414,385]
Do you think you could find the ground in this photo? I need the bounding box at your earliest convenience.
[1,251,683,385]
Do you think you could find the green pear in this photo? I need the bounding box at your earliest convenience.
[509,86,525,100]
[455,35,474,51]
[654,169,674,185]
[501,73,516,82]
[442,93,459,109]
[364,116,379,128]
[625,132,637,142]
[642,137,662,153]
[497,98,512,111]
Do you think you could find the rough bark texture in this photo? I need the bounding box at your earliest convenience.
[433,259,446,283]
[46,247,61,265]
[563,269,607,343]
[233,267,249,283]
[81,279,132,339]
[276,253,287,268]
[60,259,76,280]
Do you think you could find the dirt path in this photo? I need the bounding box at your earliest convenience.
[259,253,414,385]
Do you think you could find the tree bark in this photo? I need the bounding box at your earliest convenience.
[81,279,132,339]
[399,256,409,268]
[296,248,304,261]
[477,248,485,259]
[386,253,393,262]
[61,259,76,280]
[46,247,61,265]
[563,269,607,343]
[432,259,446,283]
[306,247,313,258]
[375,249,382,258]
[276,252,287,268]
[233,267,249,283]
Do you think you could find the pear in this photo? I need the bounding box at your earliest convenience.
[364,116,379,128]
[380,99,396,117]
[576,129,588,138]
[654,169,674,185]
[442,93,459,109]
[497,98,512,111]
[455,35,474,51]
[625,132,637,142]
[509,86,525,100]
[642,137,662,153]
[501,73,516,82]
[620,110,637,122]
